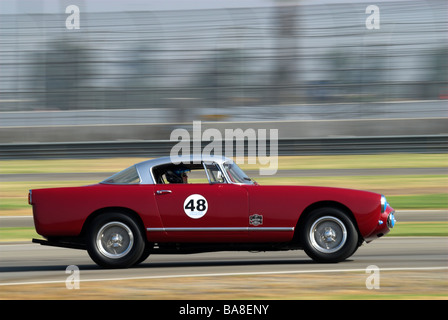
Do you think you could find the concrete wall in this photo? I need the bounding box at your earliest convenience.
[1,118,447,143]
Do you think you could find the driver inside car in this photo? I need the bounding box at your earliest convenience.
[165,167,190,184]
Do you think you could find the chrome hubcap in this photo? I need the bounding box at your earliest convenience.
[109,233,123,248]
[96,222,134,259]
[310,216,347,253]
[322,227,337,243]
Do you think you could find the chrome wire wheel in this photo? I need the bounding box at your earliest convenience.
[300,207,359,263]
[96,221,134,259]
[309,216,347,254]
[87,212,146,268]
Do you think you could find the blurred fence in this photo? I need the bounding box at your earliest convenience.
[1,135,447,159]
[1,0,447,118]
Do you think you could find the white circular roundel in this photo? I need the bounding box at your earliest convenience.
[183,194,208,219]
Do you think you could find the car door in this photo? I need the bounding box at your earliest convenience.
[153,183,249,242]
[244,185,297,243]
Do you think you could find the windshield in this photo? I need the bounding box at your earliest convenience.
[223,162,255,185]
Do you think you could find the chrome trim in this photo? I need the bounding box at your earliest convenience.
[96,221,134,259]
[381,195,387,213]
[202,162,213,183]
[202,161,228,184]
[147,227,294,232]
[309,216,347,254]
[387,211,396,228]
[249,227,293,231]
[156,190,172,195]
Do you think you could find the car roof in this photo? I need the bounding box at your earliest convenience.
[136,154,233,168]
[134,155,234,184]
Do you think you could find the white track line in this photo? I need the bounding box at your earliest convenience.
[1,266,447,287]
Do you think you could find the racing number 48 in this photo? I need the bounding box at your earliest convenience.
[185,199,207,211]
[183,194,208,219]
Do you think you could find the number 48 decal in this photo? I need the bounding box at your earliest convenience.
[185,199,206,212]
[183,194,208,219]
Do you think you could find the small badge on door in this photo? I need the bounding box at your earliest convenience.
[249,214,263,226]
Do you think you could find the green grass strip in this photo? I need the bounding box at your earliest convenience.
[387,194,448,210]
[1,154,447,174]
[387,222,448,237]
[0,228,40,242]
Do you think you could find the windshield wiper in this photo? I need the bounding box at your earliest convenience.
[243,177,257,184]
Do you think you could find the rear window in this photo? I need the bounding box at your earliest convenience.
[101,165,140,184]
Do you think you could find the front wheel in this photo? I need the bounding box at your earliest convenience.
[300,207,359,263]
[86,212,146,268]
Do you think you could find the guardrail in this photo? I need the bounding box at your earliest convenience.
[0,135,446,159]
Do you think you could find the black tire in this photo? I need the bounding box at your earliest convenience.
[133,242,153,266]
[300,207,359,263]
[86,212,146,268]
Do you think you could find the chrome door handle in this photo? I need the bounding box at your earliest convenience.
[156,190,172,195]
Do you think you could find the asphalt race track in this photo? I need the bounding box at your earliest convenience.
[1,237,447,289]
[1,211,447,290]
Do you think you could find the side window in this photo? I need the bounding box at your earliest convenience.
[102,165,140,184]
[187,168,209,184]
[152,163,227,184]
[152,164,209,184]
[204,163,226,184]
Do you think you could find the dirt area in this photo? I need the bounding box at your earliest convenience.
[1,270,447,300]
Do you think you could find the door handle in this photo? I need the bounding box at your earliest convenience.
[156,190,172,195]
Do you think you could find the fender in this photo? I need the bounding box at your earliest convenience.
[244,185,381,241]
[32,184,163,239]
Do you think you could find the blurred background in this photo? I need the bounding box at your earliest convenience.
[1,1,447,299]
[0,0,447,150]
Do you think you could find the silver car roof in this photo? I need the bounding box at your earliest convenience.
[135,155,234,184]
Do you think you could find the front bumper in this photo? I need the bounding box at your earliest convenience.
[382,194,396,229]
[365,195,396,242]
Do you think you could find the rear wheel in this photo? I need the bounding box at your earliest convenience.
[300,207,358,263]
[134,242,153,266]
[86,212,145,268]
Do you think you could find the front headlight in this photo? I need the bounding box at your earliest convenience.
[387,211,396,228]
[381,195,387,213]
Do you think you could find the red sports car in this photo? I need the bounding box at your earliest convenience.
[30,155,396,268]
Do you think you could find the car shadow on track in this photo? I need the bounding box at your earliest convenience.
[0,264,100,273]
[136,258,319,270]
[0,258,351,274]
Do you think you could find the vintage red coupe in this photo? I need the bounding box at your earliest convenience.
[30,155,395,268]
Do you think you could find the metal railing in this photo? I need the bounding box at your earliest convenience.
[1,135,446,159]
